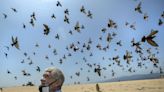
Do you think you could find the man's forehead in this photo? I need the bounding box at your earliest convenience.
[45,70,51,73]
[46,71,57,77]
[43,71,51,76]
[45,68,59,74]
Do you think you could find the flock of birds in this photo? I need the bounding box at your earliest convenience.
[0,0,164,88]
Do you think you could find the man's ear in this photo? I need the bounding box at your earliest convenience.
[56,79,62,86]
[55,79,62,87]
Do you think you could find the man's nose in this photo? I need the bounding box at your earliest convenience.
[41,78,46,84]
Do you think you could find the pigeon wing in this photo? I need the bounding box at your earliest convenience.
[147,39,158,47]
[148,30,158,37]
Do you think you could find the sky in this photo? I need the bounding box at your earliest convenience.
[0,0,164,87]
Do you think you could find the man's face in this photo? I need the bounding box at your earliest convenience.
[40,71,59,92]
[41,71,53,85]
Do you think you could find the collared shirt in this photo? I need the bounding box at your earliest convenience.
[55,89,61,92]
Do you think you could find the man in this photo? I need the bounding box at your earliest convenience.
[39,67,65,92]
[0,88,2,92]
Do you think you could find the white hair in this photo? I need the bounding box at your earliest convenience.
[45,67,65,86]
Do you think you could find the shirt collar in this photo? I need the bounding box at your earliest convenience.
[55,89,61,92]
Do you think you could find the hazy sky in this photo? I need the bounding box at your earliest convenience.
[0,0,164,87]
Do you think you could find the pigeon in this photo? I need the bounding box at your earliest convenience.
[51,14,56,19]
[108,19,117,28]
[68,30,73,35]
[88,38,92,44]
[148,54,159,66]
[135,2,142,14]
[161,11,164,18]
[11,8,17,13]
[56,1,62,7]
[106,33,113,43]
[21,59,25,63]
[116,40,122,46]
[81,25,85,29]
[64,15,69,24]
[101,28,107,33]
[7,70,11,74]
[64,9,69,15]
[158,18,163,26]
[112,32,117,37]
[125,22,129,26]
[96,43,102,50]
[80,6,86,14]
[22,70,31,76]
[94,66,101,76]
[43,24,50,35]
[45,55,49,60]
[36,66,41,72]
[113,55,120,65]
[74,22,81,32]
[48,44,51,48]
[33,52,36,56]
[87,10,92,19]
[131,38,142,50]
[24,52,27,57]
[143,13,148,20]
[31,12,36,20]
[75,72,80,76]
[35,43,39,47]
[123,50,133,64]
[73,45,79,52]
[29,18,34,27]
[59,59,63,64]
[141,29,158,47]
[11,36,20,50]
[53,49,57,55]
[130,22,136,30]
[55,34,60,40]
[112,70,115,77]
[14,76,17,80]
[28,60,33,65]
[3,13,7,19]
[4,52,8,58]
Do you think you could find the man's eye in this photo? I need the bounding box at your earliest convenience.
[43,74,49,78]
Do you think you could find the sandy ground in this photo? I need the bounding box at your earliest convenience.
[1,78,164,92]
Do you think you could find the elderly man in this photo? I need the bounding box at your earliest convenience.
[39,67,65,92]
[0,88,2,92]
